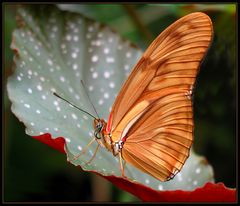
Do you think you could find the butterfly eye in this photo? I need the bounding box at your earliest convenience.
[96,122,103,129]
[94,129,102,139]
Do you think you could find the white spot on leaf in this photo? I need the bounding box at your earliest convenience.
[104,71,110,79]
[89,86,93,91]
[88,26,94,32]
[28,70,32,75]
[73,36,79,41]
[196,168,201,174]
[106,57,115,63]
[75,94,80,100]
[40,76,45,82]
[177,174,183,181]
[66,34,72,41]
[24,104,30,108]
[61,44,66,49]
[126,52,132,58]
[72,52,77,59]
[68,87,73,93]
[109,82,115,88]
[117,45,122,50]
[98,99,104,105]
[60,76,65,82]
[104,47,109,54]
[54,101,59,106]
[47,59,53,66]
[124,65,130,70]
[72,64,78,70]
[158,185,163,191]
[27,88,33,94]
[71,113,78,120]
[91,55,98,62]
[92,72,98,79]
[37,85,42,91]
[104,92,109,99]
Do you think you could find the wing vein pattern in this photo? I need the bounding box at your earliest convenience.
[109,12,213,181]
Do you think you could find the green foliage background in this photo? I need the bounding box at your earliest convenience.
[3,3,236,202]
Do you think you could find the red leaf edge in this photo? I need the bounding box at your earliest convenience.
[101,174,236,202]
[32,133,65,154]
[32,134,236,202]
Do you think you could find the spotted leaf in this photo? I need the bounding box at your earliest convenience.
[8,5,214,192]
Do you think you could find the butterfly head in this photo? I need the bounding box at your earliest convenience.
[93,118,114,153]
[93,119,107,140]
[93,119,104,139]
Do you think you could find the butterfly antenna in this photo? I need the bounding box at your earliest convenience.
[53,92,97,120]
[80,80,100,119]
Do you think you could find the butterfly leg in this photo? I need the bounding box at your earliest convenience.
[69,137,95,162]
[123,159,126,172]
[119,153,125,177]
[84,143,100,165]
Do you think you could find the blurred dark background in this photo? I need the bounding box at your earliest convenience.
[3,3,236,202]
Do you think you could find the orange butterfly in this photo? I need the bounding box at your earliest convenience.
[55,12,213,181]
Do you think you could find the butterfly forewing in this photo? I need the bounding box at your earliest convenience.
[107,12,213,181]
